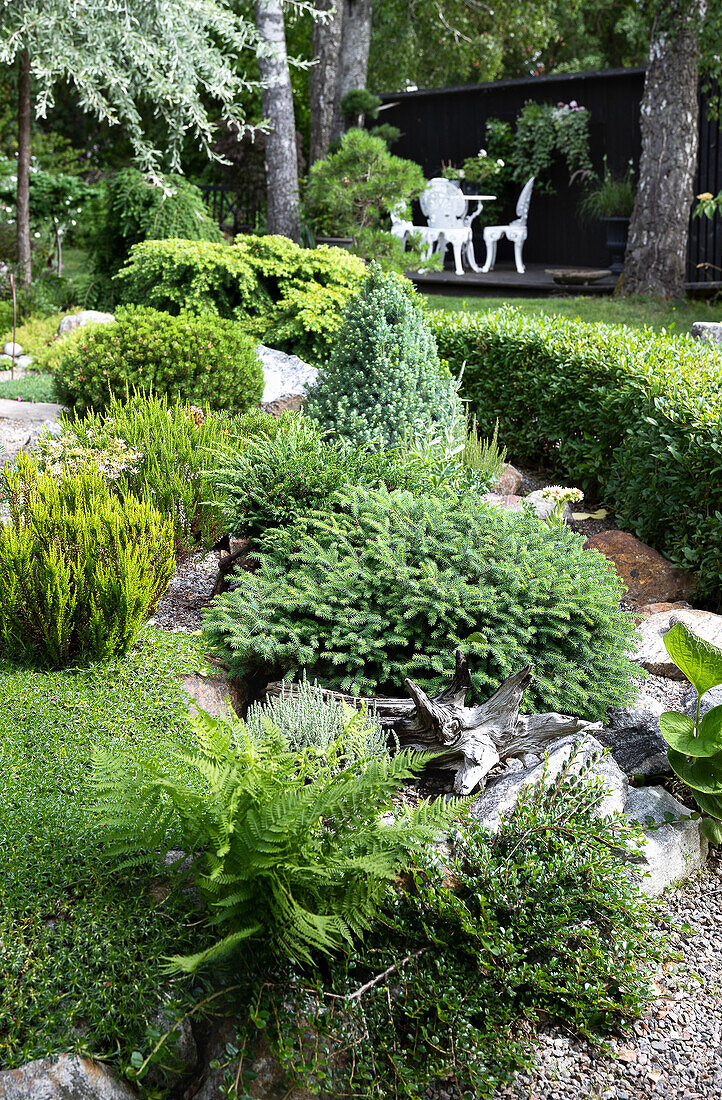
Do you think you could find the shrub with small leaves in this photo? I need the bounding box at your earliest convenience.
[306,266,463,448]
[204,485,639,717]
[0,454,175,668]
[53,305,264,414]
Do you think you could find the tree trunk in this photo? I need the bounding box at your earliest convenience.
[254,0,300,241]
[331,0,373,140]
[309,1,344,166]
[16,50,32,288]
[622,2,706,297]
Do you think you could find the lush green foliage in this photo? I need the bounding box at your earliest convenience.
[658,621,722,844]
[0,628,211,1070]
[38,394,273,554]
[53,305,263,414]
[306,129,426,239]
[510,100,593,193]
[212,412,436,542]
[92,168,223,279]
[579,161,636,220]
[204,485,638,716]
[115,235,368,364]
[0,454,174,668]
[94,706,459,969]
[0,371,57,402]
[430,308,722,602]
[306,267,463,448]
[225,757,663,1099]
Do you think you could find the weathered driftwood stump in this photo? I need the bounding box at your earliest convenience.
[266,650,599,795]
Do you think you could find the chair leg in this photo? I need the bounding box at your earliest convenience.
[452,238,464,276]
[464,236,481,273]
[513,237,525,274]
[481,238,497,273]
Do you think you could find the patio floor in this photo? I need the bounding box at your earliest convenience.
[408,262,619,297]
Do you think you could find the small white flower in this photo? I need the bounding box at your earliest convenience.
[478,148,487,157]
[497,158,505,167]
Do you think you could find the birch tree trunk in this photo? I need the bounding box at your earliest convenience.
[254,0,300,241]
[622,1,706,297]
[16,50,32,288]
[331,0,373,139]
[309,0,343,166]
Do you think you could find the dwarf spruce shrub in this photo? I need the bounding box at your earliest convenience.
[53,306,263,414]
[204,487,638,718]
[306,266,463,448]
[431,308,722,602]
[0,455,175,668]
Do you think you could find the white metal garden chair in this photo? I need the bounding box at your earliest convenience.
[481,177,535,274]
[390,202,443,261]
[419,178,477,275]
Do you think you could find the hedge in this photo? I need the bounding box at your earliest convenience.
[429,308,722,603]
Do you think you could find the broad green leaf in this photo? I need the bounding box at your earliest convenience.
[663,622,722,698]
[700,817,722,845]
[668,747,722,793]
[692,789,722,818]
[659,707,722,757]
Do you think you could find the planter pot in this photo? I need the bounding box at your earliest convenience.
[601,216,630,274]
[314,236,354,250]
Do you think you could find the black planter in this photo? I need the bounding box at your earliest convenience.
[601,216,630,274]
[314,236,354,250]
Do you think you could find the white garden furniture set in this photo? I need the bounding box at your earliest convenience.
[391,176,534,276]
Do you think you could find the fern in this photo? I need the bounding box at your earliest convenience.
[93,706,460,969]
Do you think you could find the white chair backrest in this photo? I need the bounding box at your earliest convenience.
[420,178,466,229]
[515,177,535,225]
[390,204,411,229]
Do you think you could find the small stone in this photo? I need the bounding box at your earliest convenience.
[57,310,115,336]
[624,785,708,895]
[584,530,695,605]
[2,341,22,357]
[524,489,574,523]
[256,344,317,406]
[691,321,722,346]
[493,463,523,495]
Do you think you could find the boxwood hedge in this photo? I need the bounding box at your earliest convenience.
[429,308,722,603]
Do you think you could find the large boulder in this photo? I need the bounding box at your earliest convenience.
[597,693,670,775]
[583,530,695,605]
[691,320,722,346]
[57,311,115,336]
[0,1056,137,1099]
[493,464,523,495]
[625,785,708,896]
[256,345,317,414]
[683,683,722,721]
[631,608,722,678]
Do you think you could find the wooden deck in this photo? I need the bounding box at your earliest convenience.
[408,263,618,298]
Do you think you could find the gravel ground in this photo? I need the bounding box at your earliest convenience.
[150,550,219,633]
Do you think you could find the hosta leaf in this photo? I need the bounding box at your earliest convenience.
[660,707,722,757]
[700,817,722,845]
[667,747,722,793]
[692,789,722,819]
[663,622,722,699]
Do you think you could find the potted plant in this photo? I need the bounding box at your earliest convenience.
[579,160,636,273]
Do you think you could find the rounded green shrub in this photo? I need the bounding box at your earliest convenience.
[305,266,463,448]
[0,453,175,668]
[53,306,264,414]
[203,487,639,718]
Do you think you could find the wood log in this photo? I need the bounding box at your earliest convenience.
[266,650,600,795]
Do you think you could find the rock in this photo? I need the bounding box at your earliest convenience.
[480,492,523,512]
[469,735,627,832]
[624,785,707,895]
[0,1055,138,1099]
[691,320,722,346]
[631,608,722,678]
[637,600,693,618]
[144,1008,198,1090]
[583,530,695,605]
[2,341,22,357]
[181,671,245,718]
[597,694,670,775]
[0,354,32,371]
[493,463,523,495]
[0,399,65,423]
[256,344,317,406]
[524,489,574,523]
[57,310,115,336]
[260,393,304,418]
[683,683,722,721]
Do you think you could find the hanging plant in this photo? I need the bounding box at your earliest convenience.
[509,100,593,195]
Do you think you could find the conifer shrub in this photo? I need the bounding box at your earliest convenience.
[204,487,638,718]
[305,266,463,448]
[0,454,175,668]
[53,306,264,414]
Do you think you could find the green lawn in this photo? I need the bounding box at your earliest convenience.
[422,292,720,336]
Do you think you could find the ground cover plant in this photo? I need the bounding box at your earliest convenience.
[53,305,263,414]
[306,266,463,449]
[0,373,57,402]
[0,454,174,668]
[429,308,722,602]
[0,628,211,1071]
[204,485,639,717]
[115,235,368,364]
[215,758,664,1099]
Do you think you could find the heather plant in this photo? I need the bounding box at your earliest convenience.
[93,706,459,969]
[305,266,463,449]
[0,454,174,668]
[53,306,263,414]
[204,486,639,717]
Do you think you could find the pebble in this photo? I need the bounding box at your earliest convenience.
[149,550,218,633]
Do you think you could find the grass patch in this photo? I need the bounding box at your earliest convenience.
[0,627,211,1071]
[422,293,719,335]
[0,372,58,403]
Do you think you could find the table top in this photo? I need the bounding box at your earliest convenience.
[462,194,496,201]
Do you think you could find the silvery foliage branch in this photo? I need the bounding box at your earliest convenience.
[0,0,323,174]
